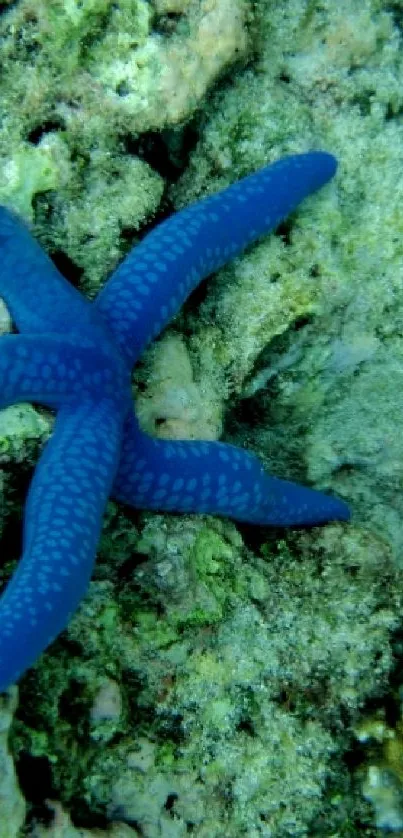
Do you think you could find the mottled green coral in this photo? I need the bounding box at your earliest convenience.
[53,153,164,293]
[170,0,403,557]
[3,0,403,836]
[355,710,403,831]
[0,0,247,289]
[0,405,50,465]
[33,806,135,838]
[0,690,25,838]
[10,517,401,835]
[0,135,69,221]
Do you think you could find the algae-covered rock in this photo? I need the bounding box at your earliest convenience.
[10,518,401,835]
[31,801,136,837]
[0,689,25,837]
[171,0,403,558]
[135,333,222,441]
[0,0,247,146]
[2,0,403,835]
[54,153,164,294]
[0,134,69,221]
[0,0,247,289]
[0,404,50,465]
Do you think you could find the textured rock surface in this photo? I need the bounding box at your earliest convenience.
[0,690,25,838]
[2,0,403,835]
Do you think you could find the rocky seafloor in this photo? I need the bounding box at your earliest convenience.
[2,0,403,835]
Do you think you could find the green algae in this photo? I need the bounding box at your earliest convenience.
[0,0,246,289]
[0,405,50,464]
[2,0,403,835]
[0,690,25,838]
[0,136,69,221]
[10,517,401,835]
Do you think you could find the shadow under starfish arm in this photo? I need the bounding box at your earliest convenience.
[0,206,94,334]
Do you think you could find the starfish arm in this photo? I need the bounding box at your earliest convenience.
[0,334,128,410]
[113,414,350,526]
[0,206,94,334]
[95,152,337,364]
[0,397,123,691]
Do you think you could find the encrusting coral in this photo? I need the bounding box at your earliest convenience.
[0,690,25,838]
[10,519,400,836]
[0,0,247,289]
[2,0,403,835]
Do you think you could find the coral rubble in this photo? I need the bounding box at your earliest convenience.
[2,0,403,834]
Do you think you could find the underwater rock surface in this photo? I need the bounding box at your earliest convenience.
[1,0,403,834]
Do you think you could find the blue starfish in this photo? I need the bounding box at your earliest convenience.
[0,152,350,691]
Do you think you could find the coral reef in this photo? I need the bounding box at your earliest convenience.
[11,520,400,835]
[0,0,247,289]
[0,689,25,837]
[172,0,403,555]
[31,802,136,838]
[1,0,403,834]
[135,333,222,440]
[355,703,403,832]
